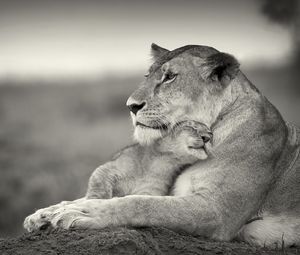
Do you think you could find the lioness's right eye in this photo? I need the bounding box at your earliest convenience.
[162,72,177,84]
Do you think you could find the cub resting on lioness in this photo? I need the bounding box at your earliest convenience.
[24,44,300,248]
[87,120,212,198]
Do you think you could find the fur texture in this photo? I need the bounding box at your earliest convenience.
[24,44,300,248]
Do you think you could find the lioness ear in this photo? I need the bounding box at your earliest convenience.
[151,43,169,61]
[195,52,240,84]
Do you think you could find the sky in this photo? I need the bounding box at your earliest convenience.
[0,0,294,78]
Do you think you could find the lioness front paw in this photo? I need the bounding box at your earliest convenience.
[24,206,56,232]
[24,199,111,231]
[49,199,109,230]
[24,199,85,232]
[51,210,105,230]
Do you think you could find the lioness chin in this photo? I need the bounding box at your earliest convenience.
[24,44,300,248]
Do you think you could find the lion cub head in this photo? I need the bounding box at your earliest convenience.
[127,44,240,145]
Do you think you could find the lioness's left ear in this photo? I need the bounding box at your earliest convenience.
[195,52,240,84]
[151,43,170,61]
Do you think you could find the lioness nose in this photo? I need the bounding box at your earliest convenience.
[127,102,146,115]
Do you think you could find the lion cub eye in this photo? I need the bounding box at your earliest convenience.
[162,72,177,84]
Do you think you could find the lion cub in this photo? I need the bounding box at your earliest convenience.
[86,121,212,198]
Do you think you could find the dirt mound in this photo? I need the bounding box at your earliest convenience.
[0,227,298,255]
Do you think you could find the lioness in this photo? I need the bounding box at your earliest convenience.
[24,44,300,248]
[86,120,212,198]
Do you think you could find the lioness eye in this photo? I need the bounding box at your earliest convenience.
[162,72,177,84]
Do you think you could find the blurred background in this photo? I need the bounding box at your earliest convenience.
[0,0,299,237]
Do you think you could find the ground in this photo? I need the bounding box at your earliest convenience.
[0,227,299,255]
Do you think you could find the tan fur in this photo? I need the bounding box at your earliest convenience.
[83,121,211,198]
[24,44,300,248]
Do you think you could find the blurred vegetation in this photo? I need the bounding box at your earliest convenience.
[0,67,299,237]
[0,76,139,237]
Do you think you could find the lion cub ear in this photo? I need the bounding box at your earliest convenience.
[195,53,240,85]
[151,43,170,61]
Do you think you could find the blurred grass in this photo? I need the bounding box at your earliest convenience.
[0,67,299,237]
[0,76,140,237]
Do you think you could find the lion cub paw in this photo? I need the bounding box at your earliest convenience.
[174,121,212,159]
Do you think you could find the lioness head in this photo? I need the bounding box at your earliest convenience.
[127,44,240,145]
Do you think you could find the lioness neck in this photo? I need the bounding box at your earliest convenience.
[211,71,287,151]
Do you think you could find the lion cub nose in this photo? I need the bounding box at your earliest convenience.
[127,102,146,115]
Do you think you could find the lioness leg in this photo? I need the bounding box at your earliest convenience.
[237,215,300,248]
[24,195,222,237]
